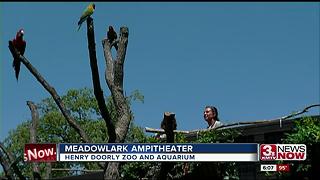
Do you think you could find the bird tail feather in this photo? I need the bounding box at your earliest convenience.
[77,17,86,31]
[12,59,21,81]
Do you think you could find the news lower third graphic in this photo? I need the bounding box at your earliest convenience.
[24,143,307,162]
[24,143,258,162]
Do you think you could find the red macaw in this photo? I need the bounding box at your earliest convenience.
[107,26,118,50]
[12,29,26,81]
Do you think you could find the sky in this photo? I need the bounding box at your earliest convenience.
[1,2,319,142]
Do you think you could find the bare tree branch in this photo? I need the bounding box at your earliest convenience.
[0,148,14,179]
[84,17,131,180]
[80,17,112,171]
[114,27,129,90]
[268,104,320,122]
[0,142,25,180]
[26,101,41,180]
[102,33,114,90]
[8,41,90,143]
[27,101,39,143]
[86,17,116,143]
[145,127,190,134]
[85,20,121,179]
[216,103,320,130]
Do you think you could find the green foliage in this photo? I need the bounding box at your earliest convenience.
[120,161,157,179]
[38,88,100,120]
[126,89,144,104]
[3,86,244,179]
[280,116,320,175]
[283,116,320,145]
[264,116,320,179]
[197,128,241,143]
[105,89,144,124]
[120,127,161,179]
[120,128,242,179]
[146,136,162,143]
[175,133,188,143]
[125,123,148,143]
[2,88,144,179]
[193,129,241,179]
[3,121,31,178]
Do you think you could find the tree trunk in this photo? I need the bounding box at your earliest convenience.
[85,18,131,179]
[0,148,14,180]
[0,142,25,179]
[27,101,42,180]
[104,162,120,179]
[44,163,52,179]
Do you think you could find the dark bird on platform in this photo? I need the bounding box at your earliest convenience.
[12,28,26,81]
[107,26,118,50]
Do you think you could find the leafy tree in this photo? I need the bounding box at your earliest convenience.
[186,129,241,179]
[120,129,241,179]
[283,116,320,145]
[2,87,144,179]
[262,116,319,179]
[281,116,319,178]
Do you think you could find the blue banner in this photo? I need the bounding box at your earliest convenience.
[59,143,258,154]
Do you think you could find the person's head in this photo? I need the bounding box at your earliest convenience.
[203,106,219,125]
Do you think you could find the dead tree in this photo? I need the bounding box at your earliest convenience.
[8,42,90,143]
[27,101,42,180]
[0,142,25,180]
[7,29,98,178]
[7,15,131,180]
[85,17,131,179]
[0,101,44,180]
[0,147,14,180]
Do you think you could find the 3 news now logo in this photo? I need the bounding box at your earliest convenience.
[24,144,57,162]
[260,144,306,161]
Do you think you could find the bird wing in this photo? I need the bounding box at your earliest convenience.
[78,5,94,26]
[20,40,26,55]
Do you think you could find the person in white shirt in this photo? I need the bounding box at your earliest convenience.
[203,105,222,129]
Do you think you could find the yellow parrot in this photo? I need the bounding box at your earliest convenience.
[77,3,95,31]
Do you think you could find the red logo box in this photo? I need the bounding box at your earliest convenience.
[260,144,277,161]
[277,164,290,172]
[24,144,57,162]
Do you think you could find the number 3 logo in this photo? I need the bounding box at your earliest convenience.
[262,145,272,156]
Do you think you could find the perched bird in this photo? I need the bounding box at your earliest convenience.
[107,26,118,50]
[12,29,26,81]
[77,3,95,31]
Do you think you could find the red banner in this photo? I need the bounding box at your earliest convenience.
[24,144,57,162]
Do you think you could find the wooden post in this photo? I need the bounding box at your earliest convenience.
[161,112,177,143]
[159,112,177,179]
